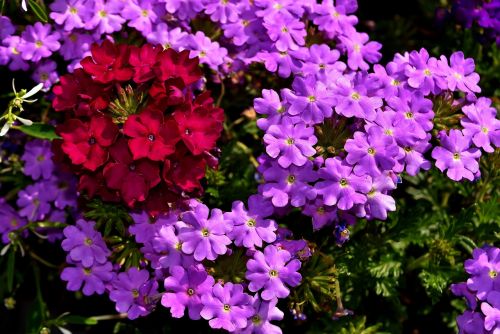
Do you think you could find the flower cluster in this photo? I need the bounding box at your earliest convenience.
[53,40,223,214]
[1,139,77,244]
[254,47,499,232]
[0,0,381,88]
[451,245,500,334]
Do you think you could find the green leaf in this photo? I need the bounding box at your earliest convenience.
[28,0,49,23]
[7,249,15,292]
[17,123,60,140]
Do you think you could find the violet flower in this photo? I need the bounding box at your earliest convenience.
[431,130,481,182]
[60,262,114,296]
[237,297,284,334]
[18,22,61,63]
[461,97,500,153]
[21,139,54,180]
[263,13,306,51]
[50,0,93,31]
[0,200,28,244]
[85,0,126,35]
[162,265,215,320]
[246,245,302,300]
[464,246,500,300]
[338,27,382,71]
[254,89,288,131]
[178,204,233,261]
[436,51,481,93]
[200,282,253,332]
[224,195,278,248]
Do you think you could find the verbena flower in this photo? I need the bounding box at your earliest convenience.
[246,245,302,300]
[464,246,500,300]
[461,97,500,153]
[60,261,114,296]
[18,22,61,63]
[238,297,284,334]
[21,139,54,180]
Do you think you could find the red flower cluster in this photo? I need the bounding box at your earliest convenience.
[53,40,224,215]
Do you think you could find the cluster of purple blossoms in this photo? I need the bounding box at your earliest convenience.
[451,245,500,334]
[0,140,77,244]
[254,46,499,234]
[1,0,381,89]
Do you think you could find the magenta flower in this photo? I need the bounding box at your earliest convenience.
[152,225,187,269]
[436,51,481,93]
[203,0,240,24]
[60,262,114,296]
[85,0,126,34]
[162,265,215,320]
[364,174,397,220]
[21,139,54,180]
[338,27,382,71]
[345,126,400,176]
[50,0,93,31]
[122,0,163,35]
[282,75,335,125]
[246,245,302,300]
[239,297,284,334]
[263,117,317,168]
[302,44,345,79]
[225,195,277,248]
[461,97,500,153]
[18,22,61,62]
[263,13,306,51]
[405,48,441,95]
[316,157,371,210]
[188,31,228,69]
[431,130,481,181]
[464,246,500,300]
[109,268,159,319]
[61,219,110,267]
[178,204,232,261]
[260,159,317,207]
[146,24,188,50]
[258,47,308,78]
[312,0,358,39]
[254,89,288,131]
[200,282,253,332]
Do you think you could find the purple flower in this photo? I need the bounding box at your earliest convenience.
[345,126,400,176]
[431,130,481,181]
[49,0,93,31]
[129,211,176,244]
[316,157,371,210]
[33,60,59,89]
[85,0,126,35]
[456,311,486,334]
[0,200,28,244]
[255,89,288,131]
[60,262,114,296]
[163,0,204,20]
[188,31,228,69]
[59,32,95,61]
[16,182,54,221]
[263,13,306,51]
[260,159,317,207]
[405,48,441,95]
[436,51,481,93]
[21,139,54,180]
[237,297,284,334]
[122,0,164,35]
[225,195,277,248]
[222,10,260,46]
[147,25,188,50]
[282,75,335,125]
[200,282,253,332]
[50,172,78,210]
[364,174,396,220]
[152,225,190,269]
[178,204,232,261]
[61,219,110,267]
[387,90,434,140]
[302,198,338,230]
[464,246,500,300]
[258,47,308,78]
[203,0,240,24]
[246,245,302,300]
[332,73,383,121]
[312,0,358,39]
[401,137,432,176]
[2,36,30,71]
[0,16,15,40]
[461,97,500,153]
[302,44,346,79]
[18,22,61,63]
[255,0,304,18]
[109,268,159,319]
[263,117,317,168]
[339,27,382,71]
[482,291,500,332]
[451,282,478,310]
[162,265,215,320]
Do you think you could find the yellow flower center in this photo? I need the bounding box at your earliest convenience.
[201,228,210,237]
[246,219,256,227]
[269,269,278,277]
[367,147,376,155]
[339,178,348,187]
[453,153,460,160]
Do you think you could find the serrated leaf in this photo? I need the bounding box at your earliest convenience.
[18,123,60,140]
[28,0,48,23]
